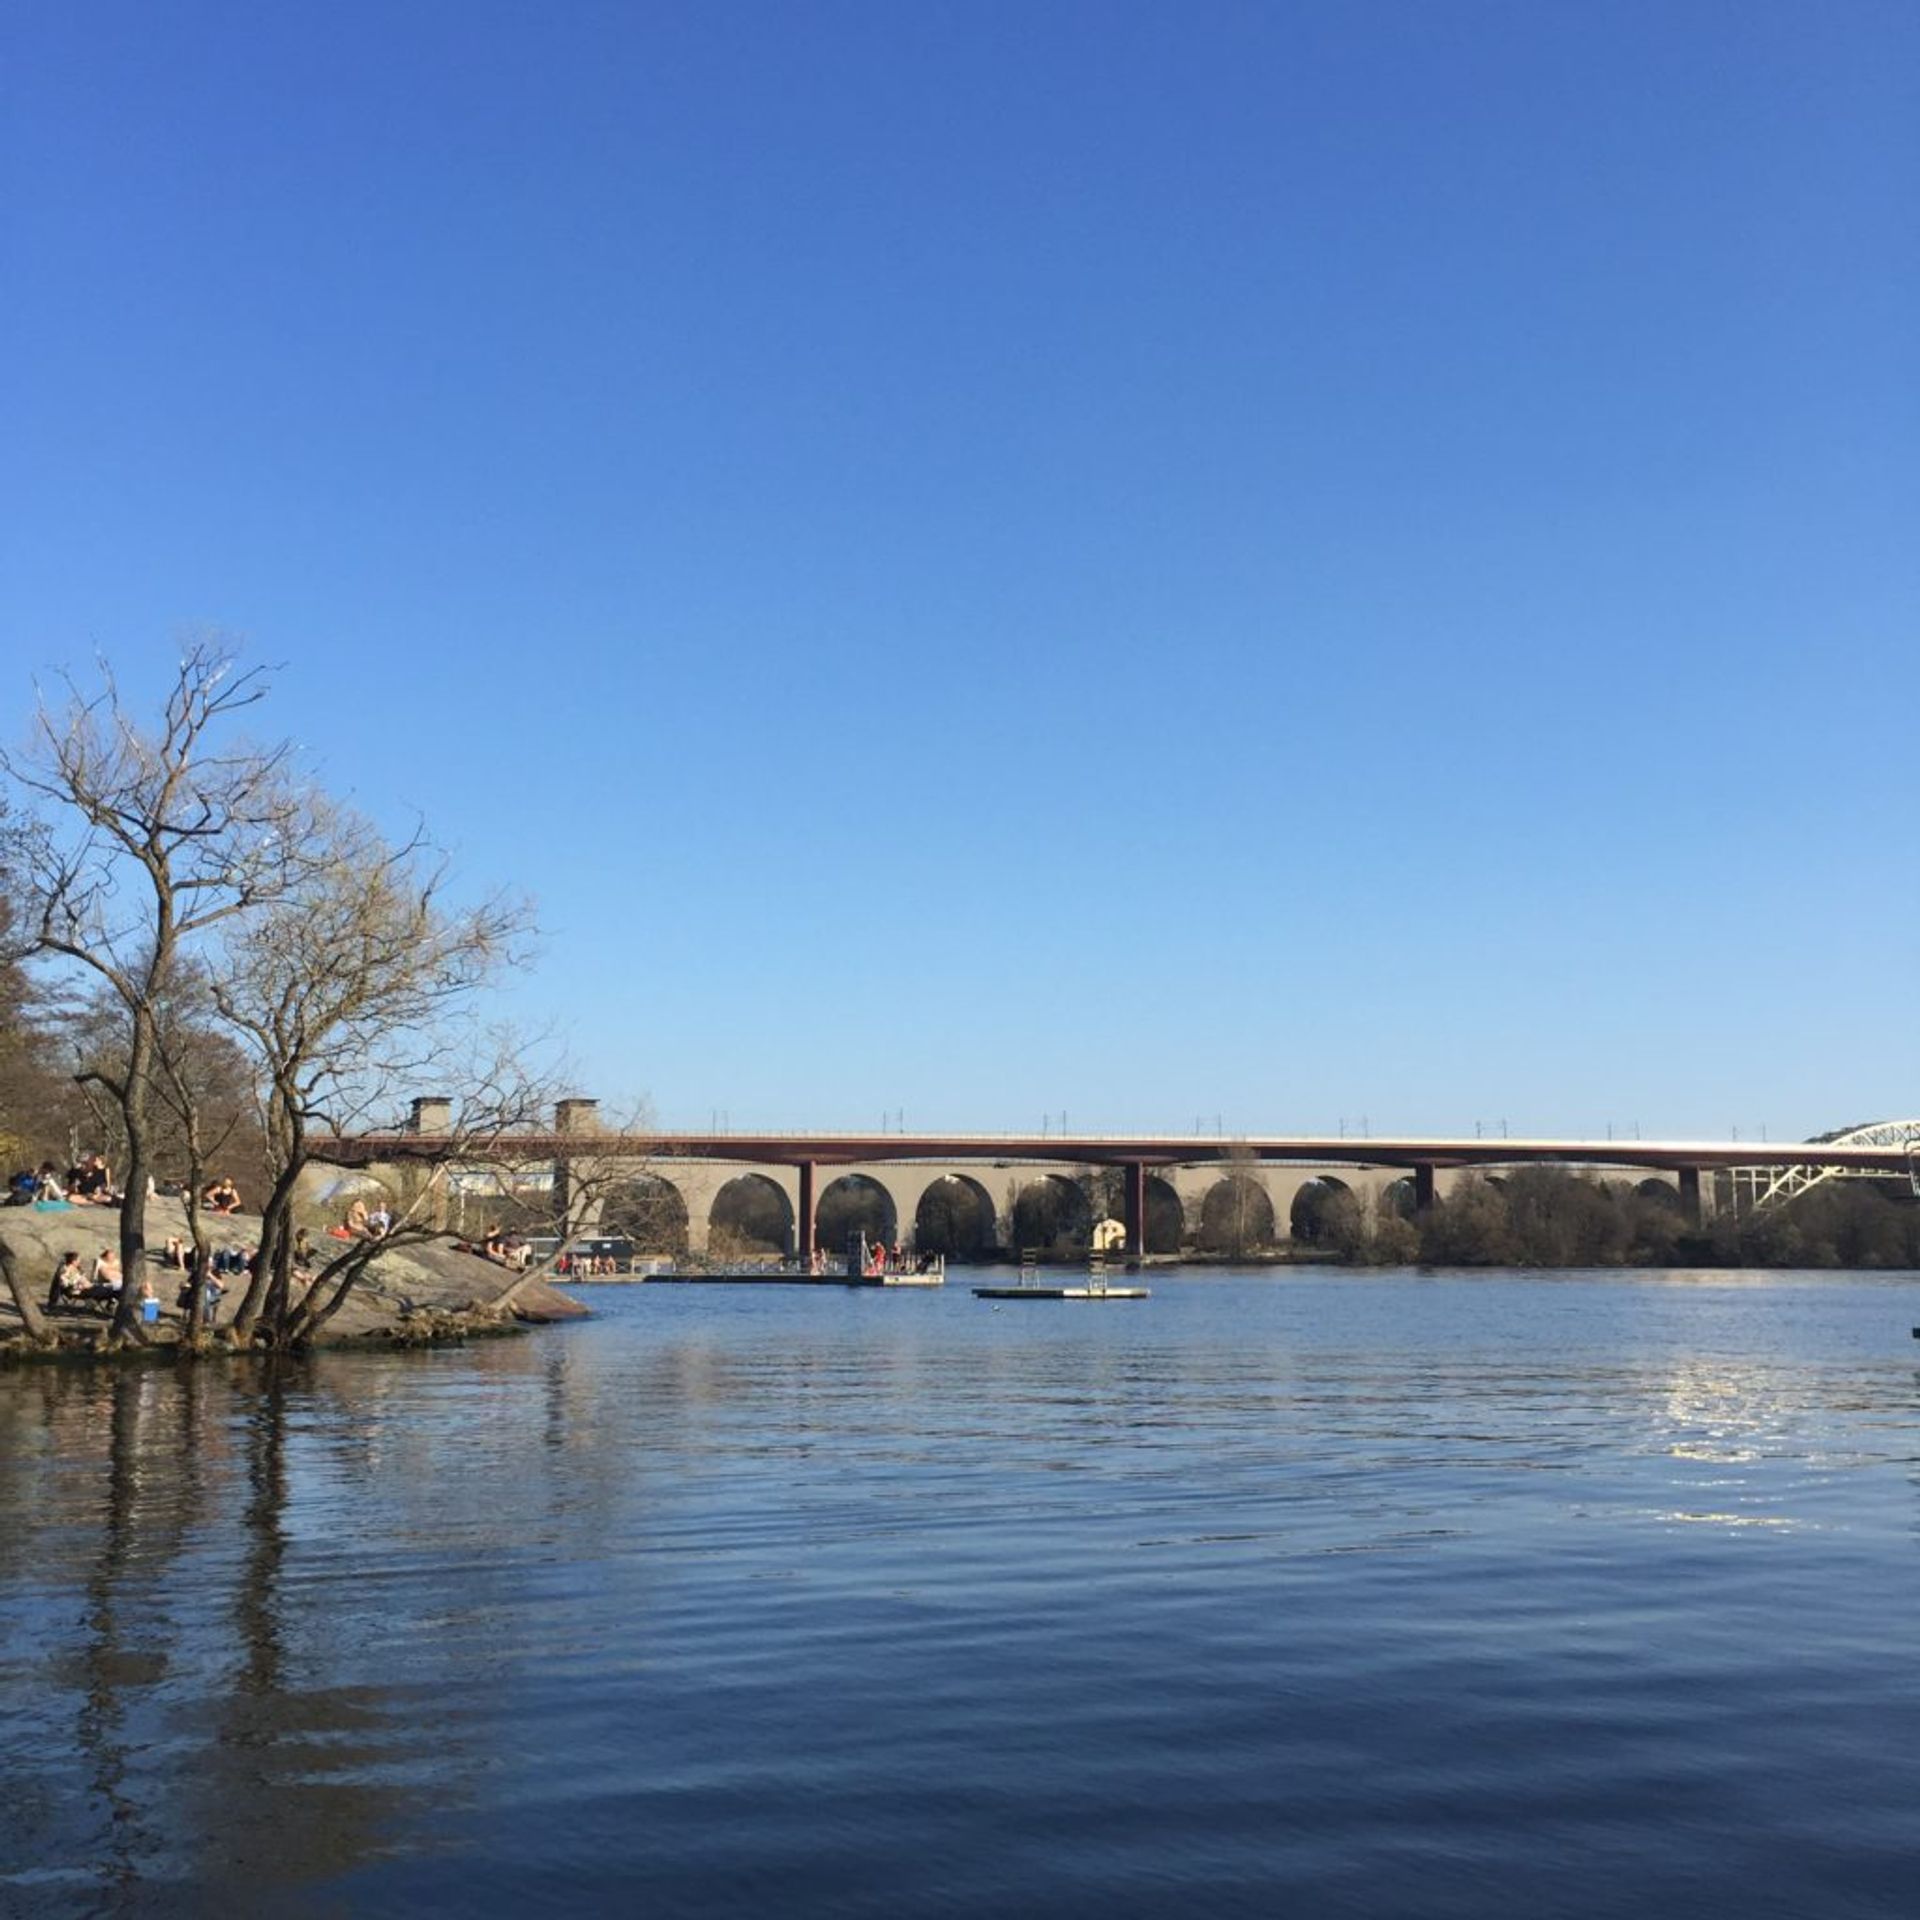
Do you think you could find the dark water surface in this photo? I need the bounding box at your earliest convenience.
[3,1269,1918,1917]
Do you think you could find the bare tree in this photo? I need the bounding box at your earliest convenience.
[1,807,95,1168]
[1202,1145,1272,1258]
[211,794,535,1347]
[3,647,312,1343]
[140,970,264,1338]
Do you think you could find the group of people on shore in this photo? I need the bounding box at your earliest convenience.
[5,1157,248,1219]
[39,1221,323,1324]
[7,1154,121,1209]
[46,1246,124,1308]
[44,1240,237,1322]
[472,1224,536,1269]
[10,1153,354,1327]
[333,1198,394,1240]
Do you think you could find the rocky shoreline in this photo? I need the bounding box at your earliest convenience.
[0,1195,588,1362]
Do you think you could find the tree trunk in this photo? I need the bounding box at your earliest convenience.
[234,1104,303,1338]
[173,1105,214,1340]
[259,1225,294,1344]
[480,1254,564,1317]
[284,1240,380,1343]
[183,1203,211,1340]
[1,1236,55,1346]
[108,1006,157,1345]
[233,1176,294,1336]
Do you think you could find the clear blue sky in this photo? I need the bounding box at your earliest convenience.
[3,2,1914,1139]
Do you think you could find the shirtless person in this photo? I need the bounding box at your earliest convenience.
[88,1247,123,1302]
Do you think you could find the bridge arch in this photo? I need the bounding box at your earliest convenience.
[1289,1175,1352,1244]
[913,1175,997,1259]
[1382,1176,1418,1220]
[1145,1174,1184,1254]
[817,1174,898,1256]
[1199,1175,1277,1254]
[603,1172,691,1254]
[1012,1175,1090,1255]
[709,1174,794,1258]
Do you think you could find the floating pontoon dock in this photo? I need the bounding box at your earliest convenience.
[643,1243,945,1287]
[973,1253,1148,1302]
[648,1268,944,1287]
[972,1284,1149,1299]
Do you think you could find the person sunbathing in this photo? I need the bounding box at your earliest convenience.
[203,1177,242,1215]
[86,1247,123,1301]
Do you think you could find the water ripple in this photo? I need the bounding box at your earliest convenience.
[3,1269,1918,1917]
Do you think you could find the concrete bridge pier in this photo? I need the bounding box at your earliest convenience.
[1676,1166,1703,1226]
[552,1096,604,1238]
[1414,1164,1437,1213]
[391,1160,451,1232]
[798,1162,818,1262]
[1123,1164,1149,1256]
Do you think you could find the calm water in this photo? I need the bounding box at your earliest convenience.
[3,1269,1918,1918]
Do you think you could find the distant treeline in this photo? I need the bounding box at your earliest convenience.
[1309,1168,1920,1271]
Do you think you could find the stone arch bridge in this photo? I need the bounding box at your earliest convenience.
[310,1102,1920,1259]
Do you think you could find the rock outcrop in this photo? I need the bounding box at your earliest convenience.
[0,1194,586,1358]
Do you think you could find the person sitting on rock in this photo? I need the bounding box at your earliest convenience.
[203,1176,242,1215]
[34,1162,68,1203]
[87,1247,123,1301]
[344,1198,370,1236]
[69,1155,115,1205]
[46,1250,87,1309]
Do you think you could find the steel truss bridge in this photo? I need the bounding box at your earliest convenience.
[1729,1119,1920,1210]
